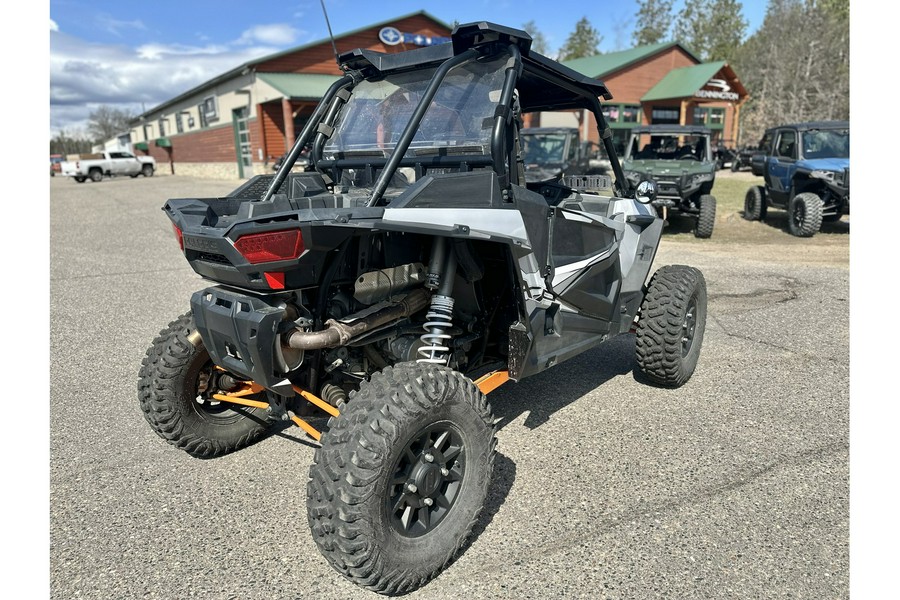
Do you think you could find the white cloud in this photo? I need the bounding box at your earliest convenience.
[49,30,282,133]
[50,19,59,32]
[236,24,301,46]
[96,14,147,37]
[136,42,230,60]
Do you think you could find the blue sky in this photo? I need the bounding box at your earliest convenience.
[49,0,769,134]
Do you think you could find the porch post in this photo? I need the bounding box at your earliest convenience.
[282,98,295,150]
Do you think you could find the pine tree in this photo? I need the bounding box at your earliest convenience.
[633,0,674,46]
[521,20,550,56]
[558,17,603,61]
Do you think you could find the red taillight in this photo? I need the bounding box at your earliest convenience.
[172,224,184,251]
[233,229,304,264]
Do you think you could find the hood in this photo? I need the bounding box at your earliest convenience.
[797,157,850,172]
[622,158,714,176]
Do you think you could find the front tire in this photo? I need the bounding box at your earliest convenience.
[307,363,496,595]
[635,265,707,388]
[137,312,272,458]
[694,194,716,238]
[743,185,767,221]
[788,192,824,237]
[142,164,154,177]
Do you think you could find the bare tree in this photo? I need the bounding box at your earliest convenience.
[87,105,136,142]
[733,0,849,143]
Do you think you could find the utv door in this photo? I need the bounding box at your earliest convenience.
[765,129,797,206]
[546,204,622,325]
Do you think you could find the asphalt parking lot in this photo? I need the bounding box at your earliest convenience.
[49,173,849,599]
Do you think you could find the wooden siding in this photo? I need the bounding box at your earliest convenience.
[255,15,451,74]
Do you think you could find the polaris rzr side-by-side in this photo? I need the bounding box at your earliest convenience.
[138,23,707,596]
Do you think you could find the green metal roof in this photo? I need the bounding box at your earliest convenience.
[641,61,726,101]
[257,73,343,100]
[562,42,700,78]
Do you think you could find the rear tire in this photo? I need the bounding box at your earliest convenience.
[635,265,707,388]
[731,159,740,172]
[743,185,767,221]
[137,312,272,458]
[74,176,86,183]
[307,363,496,595]
[788,192,824,237]
[694,194,715,238]
[89,169,102,182]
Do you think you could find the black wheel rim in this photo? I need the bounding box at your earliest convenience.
[681,297,698,357]
[386,422,466,538]
[190,358,255,425]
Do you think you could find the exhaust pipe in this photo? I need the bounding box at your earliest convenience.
[286,288,430,350]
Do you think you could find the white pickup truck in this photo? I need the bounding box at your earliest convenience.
[60,151,156,183]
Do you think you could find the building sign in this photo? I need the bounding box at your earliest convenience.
[379,26,450,47]
[695,78,740,101]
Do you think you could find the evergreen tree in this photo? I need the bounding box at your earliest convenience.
[633,0,674,46]
[558,17,603,61]
[674,0,747,61]
[521,20,550,56]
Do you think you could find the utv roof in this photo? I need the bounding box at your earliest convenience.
[630,125,712,135]
[520,127,580,134]
[338,21,613,111]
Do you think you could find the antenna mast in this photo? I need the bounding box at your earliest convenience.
[319,0,340,68]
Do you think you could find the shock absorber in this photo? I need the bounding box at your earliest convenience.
[418,238,457,365]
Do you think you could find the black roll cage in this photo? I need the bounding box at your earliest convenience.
[262,22,629,204]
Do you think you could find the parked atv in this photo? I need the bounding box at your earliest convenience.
[138,23,708,595]
[520,126,596,182]
[744,121,849,237]
[621,125,718,238]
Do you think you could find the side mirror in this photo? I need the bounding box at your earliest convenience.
[635,180,657,205]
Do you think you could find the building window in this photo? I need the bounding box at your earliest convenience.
[693,107,708,125]
[621,105,640,123]
[710,108,725,125]
[143,123,153,140]
[201,95,218,122]
[198,102,211,128]
[651,107,680,124]
[158,118,167,137]
[175,113,184,134]
[602,105,619,123]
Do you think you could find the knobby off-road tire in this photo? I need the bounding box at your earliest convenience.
[635,265,708,388]
[307,363,496,595]
[694,194,716,238]
[743,185,767,221]
[137,312,271,458]
[731,159,741,172]
[788,192,824,237]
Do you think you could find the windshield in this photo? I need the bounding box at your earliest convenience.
[323,56,508,159]
[521,133,569,165]
[802,129,849,159]
[627,133,710,161]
